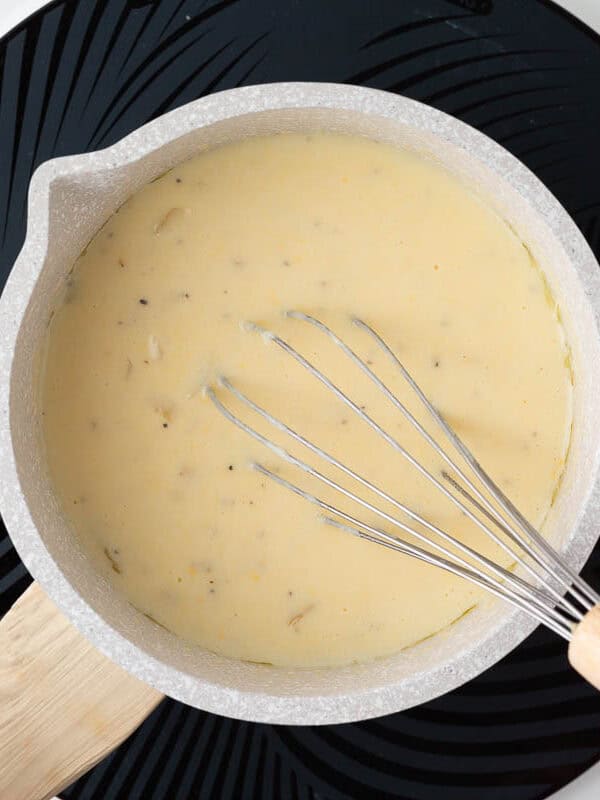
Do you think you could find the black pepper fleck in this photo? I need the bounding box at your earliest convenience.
[162,422,169,429]
[103,547,122,574]
[139,298,149,305]
[228,464,234,471]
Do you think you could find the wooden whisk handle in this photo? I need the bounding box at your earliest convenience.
[568,604,600,691]
[0,582,163,800]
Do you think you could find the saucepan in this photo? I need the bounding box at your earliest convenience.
[1,83,600,799]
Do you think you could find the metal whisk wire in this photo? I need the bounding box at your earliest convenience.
[206,311,600,644]
[211,383,569,638]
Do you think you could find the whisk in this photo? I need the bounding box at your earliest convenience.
[206,310,600,690]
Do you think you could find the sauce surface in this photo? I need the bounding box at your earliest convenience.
[42,133,572,667]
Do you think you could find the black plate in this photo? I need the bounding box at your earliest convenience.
[2,1,600,798]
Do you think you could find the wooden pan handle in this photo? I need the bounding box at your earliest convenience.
[0,581,163,800]
[568,604,600,691]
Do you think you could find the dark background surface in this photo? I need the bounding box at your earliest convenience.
[1,1,600,798]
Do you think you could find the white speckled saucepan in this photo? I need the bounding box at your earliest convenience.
[1,86,600,765]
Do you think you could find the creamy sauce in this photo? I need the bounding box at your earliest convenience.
[42,133,572,667]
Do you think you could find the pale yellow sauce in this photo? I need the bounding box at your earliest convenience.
[42,133,572,667]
